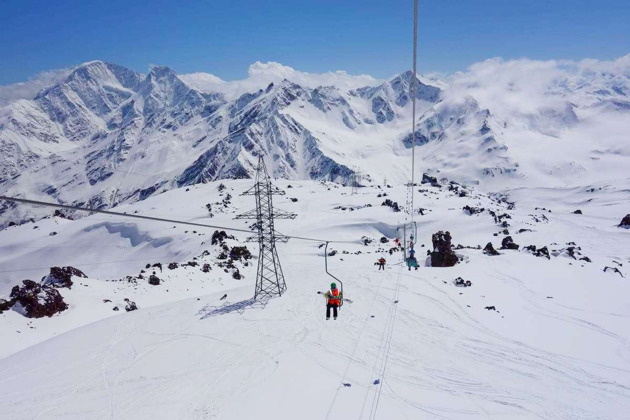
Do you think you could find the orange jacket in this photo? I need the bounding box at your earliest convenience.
[326,288,341,306]
[378,258,386,264]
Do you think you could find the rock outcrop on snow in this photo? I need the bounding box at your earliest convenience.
[483,242,500,256]
[501,236,520,250]
[463,205,485,216]
[421,173,441,187]
[6,280,68,318]
[41,266,87,289]
[524,245,551,259]
[619,214,630,228]
[430,231,459,267]
[381,199,401,212]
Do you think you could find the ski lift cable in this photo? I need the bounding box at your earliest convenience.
[367,5,418,416]
[410,0,418,223]
[324,259,390,420]
[370,261,404,419]
[0,196,356,245]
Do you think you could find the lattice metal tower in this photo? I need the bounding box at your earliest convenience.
[351,167,362,195]
[236,156,296,298]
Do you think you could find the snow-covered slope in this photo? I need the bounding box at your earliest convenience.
[2,56,629,226]
[1,178,629,419]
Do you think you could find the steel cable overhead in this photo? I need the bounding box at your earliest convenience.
[410,0,419,221]
[0,195,357,245]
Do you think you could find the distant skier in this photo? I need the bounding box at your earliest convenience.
[324,283,342,320]
[378,257,386,270]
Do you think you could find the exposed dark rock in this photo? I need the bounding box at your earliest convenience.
[454,277,472,287]
[290,198,298,202]
[362,236,373,246]
[328,249,338,257]
[230,246,252,261]
[619,214,630,229]
[202,263,211,273]
[152,263,162,272]
[501,236,519,250]
[148,275,161,285]
[0,298,14,314]
[573,210,582,214]
[42,266,87,289]
[168,262,178,270]
[483,242,500,256]
[124,298,138,312]
[463,205,484,215]
[518,228,533,234]
[603,266,624,277]
[211,230,234,245]
[380,236,389,244]
[113,306,120,311]
[580,256,592,263]
[493,212,512,224]
[421,173,441,187]
[524,245,550,259]
[186,261,199,267]
[9,280,68,318]
[485,306,496,311]
[381,199,401,212]
[430,231,458,267]
[536,246,550,259]
[232,269,242,280]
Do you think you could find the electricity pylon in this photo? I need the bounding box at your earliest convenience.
[236,156,296,298]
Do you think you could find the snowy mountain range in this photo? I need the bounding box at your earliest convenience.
[1,56,629,225]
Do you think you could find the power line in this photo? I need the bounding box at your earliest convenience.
[0,195,357,245]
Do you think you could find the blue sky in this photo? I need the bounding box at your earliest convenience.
[0,0,629,84]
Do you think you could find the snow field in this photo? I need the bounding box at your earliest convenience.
[0,179,629,419]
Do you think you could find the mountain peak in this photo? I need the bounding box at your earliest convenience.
[148,65,177,79]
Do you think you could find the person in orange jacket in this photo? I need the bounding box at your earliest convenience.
[324,283,342,320]
[378,257,386,270]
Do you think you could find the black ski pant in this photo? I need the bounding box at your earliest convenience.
[378,263,385,270]
[326,303,338,319]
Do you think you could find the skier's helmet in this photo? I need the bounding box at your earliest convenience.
[331,282,337,289]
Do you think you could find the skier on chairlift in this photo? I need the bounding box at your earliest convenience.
[407,247,418,271]
[407,255,419,271]
[324,283,342,320]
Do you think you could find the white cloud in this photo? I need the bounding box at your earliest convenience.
[180,61,382,100]
[443,54,630,117]
[0,68,71,107]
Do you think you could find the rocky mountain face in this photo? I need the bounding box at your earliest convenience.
[0,59,628,225]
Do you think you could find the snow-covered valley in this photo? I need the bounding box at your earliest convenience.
[1,177,629,419]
